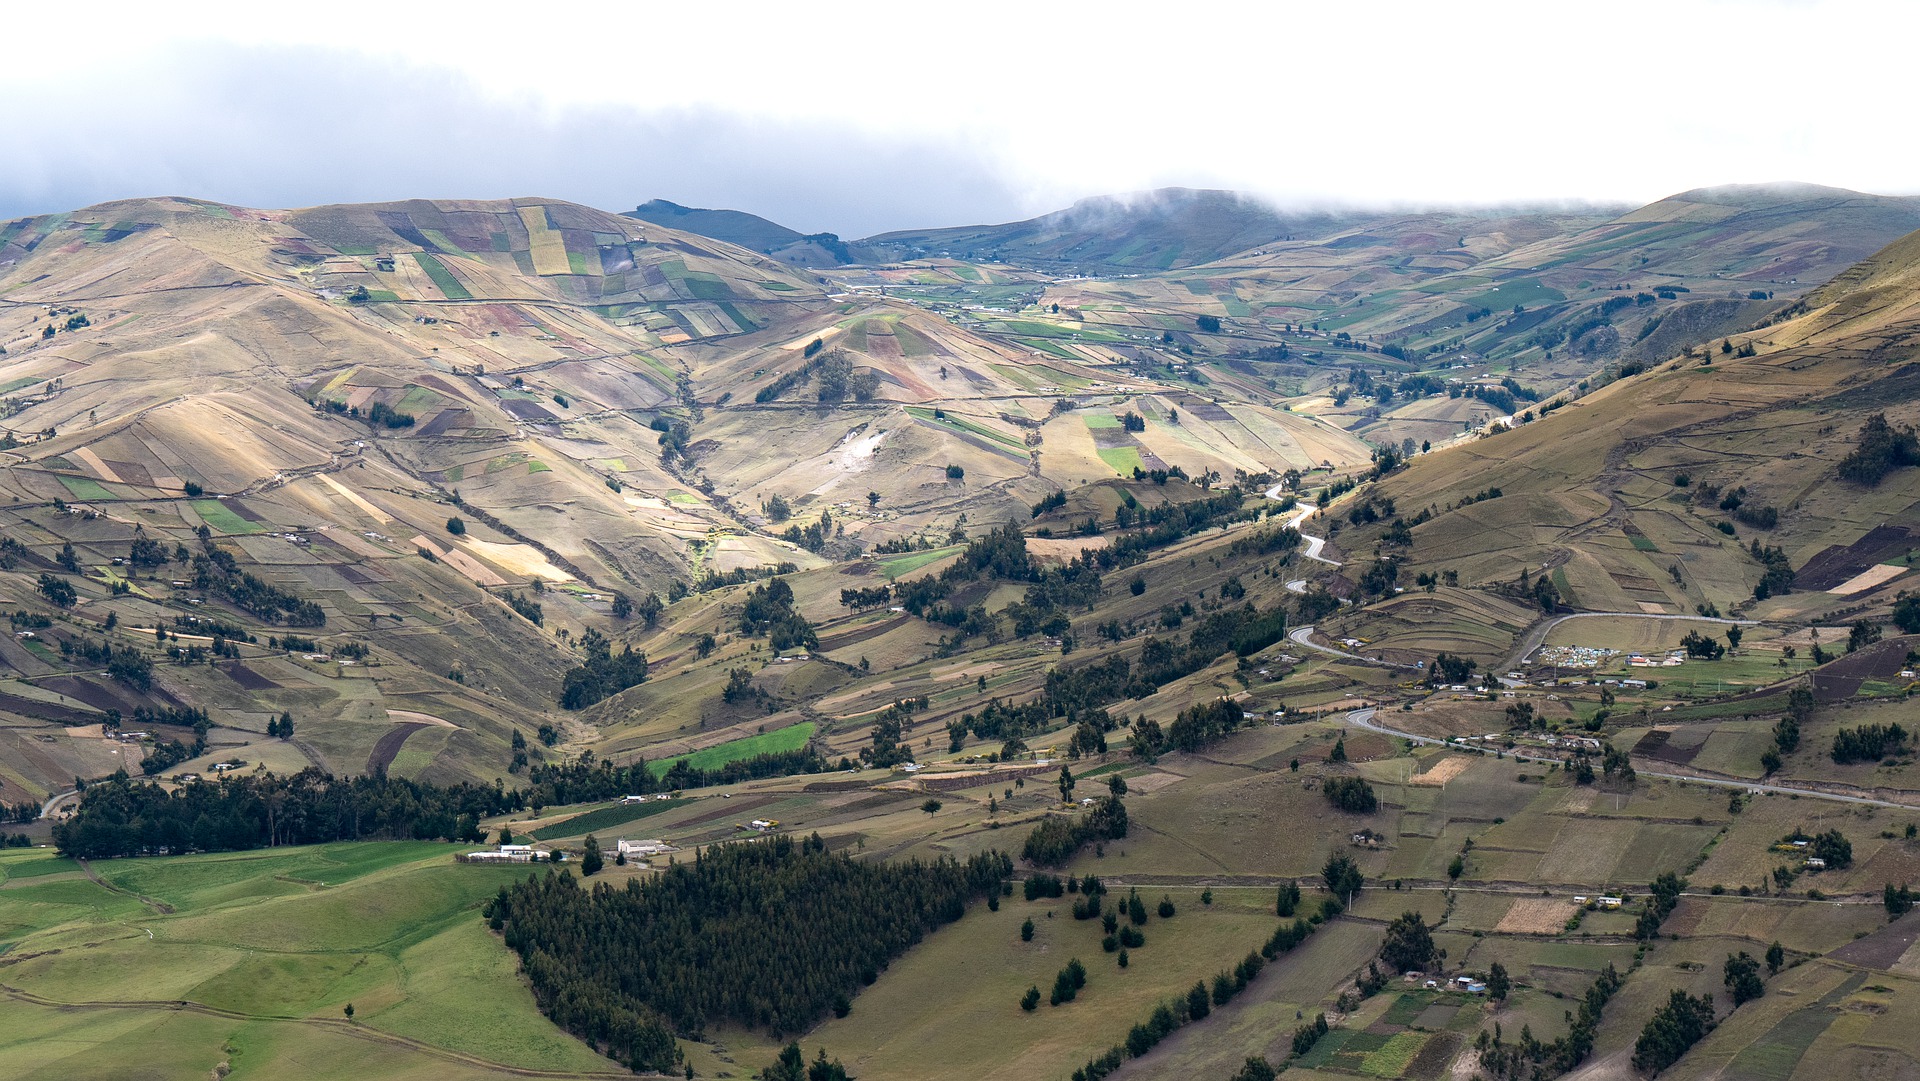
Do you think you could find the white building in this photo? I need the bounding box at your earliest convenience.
[618,839,675,858]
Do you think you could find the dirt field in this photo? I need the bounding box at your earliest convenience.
[1408,756,1471,787]
[1495,897,1576,934]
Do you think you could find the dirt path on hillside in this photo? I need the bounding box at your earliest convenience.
[74,859,174,914]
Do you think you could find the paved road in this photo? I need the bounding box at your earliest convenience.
[1288,625,1418,671]
[1502,610,1760,674]
[1264,486,1340,568]
[39,788,77,820]
[1345,707,1920,811]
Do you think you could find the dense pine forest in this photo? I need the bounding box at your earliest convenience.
[488,835,1012,1072]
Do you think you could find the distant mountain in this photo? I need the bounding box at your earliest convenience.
[856,188,1378,271]
[627,199,853,266]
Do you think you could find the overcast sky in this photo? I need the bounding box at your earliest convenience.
[6,0,1916,236]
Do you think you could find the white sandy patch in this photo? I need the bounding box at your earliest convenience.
[809,426,890,497]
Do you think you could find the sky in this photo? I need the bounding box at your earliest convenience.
[6,0,1917,236]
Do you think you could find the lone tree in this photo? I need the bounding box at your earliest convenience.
[1058,765,1075,804]
[445,516,465,535]
[343,1003,355,1021]
[921,798,943,817]
[581,834,604,876]
[1724,951,1765,1005]
[1379,910,1438,972]
[1487,961,1510,1001]
[1322,854,1364,909]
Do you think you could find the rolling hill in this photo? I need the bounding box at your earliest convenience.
[627,198,854,265]
[1321,218,1920,645]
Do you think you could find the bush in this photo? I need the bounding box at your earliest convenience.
[1323,775,1377,813]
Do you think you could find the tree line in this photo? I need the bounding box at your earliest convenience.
[51,768,512,858]
[53,741,845,859]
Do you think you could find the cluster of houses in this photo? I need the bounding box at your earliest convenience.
[461,836,680,865]
[1627,652,1687,668]
[1772,837,1828,870]
[1531,645,1618,669]
[1452,732,1604,755]
[1573,895,1624,910]
[1418,974,1489,994]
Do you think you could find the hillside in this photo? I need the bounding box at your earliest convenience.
[1323,219,1920,643]
[0,193,1385,805]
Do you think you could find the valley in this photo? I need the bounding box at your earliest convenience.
[5,180,1920,1081]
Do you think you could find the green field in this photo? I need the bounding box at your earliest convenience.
[877,544,963,579]
[191,499,265,534]
[647,721,816,778]
[57,475,119,501]
[1096,446,1146,475]
[1016,336,1079,359]
[411,252,472,300]
[0,843,615,1079]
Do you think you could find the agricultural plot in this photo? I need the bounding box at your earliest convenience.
[190,498,266,534]
[412,252,472,299]
[747,889,1357,1081]
[0,844,615,1079]
[876,544,963,580]
[646,721,816,778]
[530,797,688,841]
